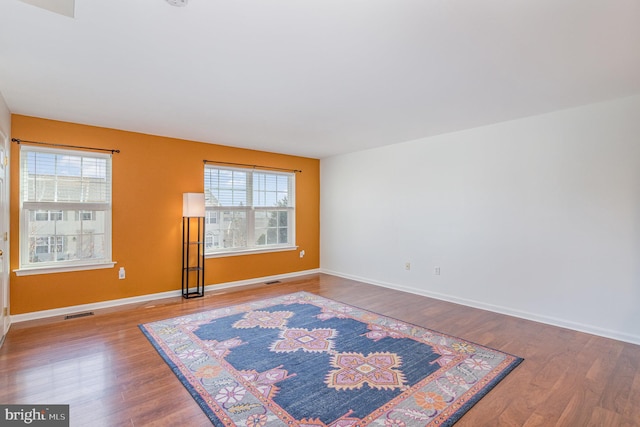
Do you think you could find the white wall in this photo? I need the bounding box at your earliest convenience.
[0,91,9,135]
[321,94,640,344]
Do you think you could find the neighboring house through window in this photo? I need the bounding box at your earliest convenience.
[18,145,113,273]
[34,210,63,221]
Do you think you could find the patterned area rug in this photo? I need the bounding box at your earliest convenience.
[139,292,522,426]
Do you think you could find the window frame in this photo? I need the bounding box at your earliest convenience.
[15,145,115,276]
[204,164,297,257]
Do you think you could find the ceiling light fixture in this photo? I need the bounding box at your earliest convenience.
[166,0,188,6]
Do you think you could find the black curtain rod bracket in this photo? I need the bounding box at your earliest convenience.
[203,159,301,173]
[12,138,120,154]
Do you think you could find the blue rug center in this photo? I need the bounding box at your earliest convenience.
[194,302,441,423]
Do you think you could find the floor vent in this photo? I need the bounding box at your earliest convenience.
[64,311,94,320]
[265,280,281,285]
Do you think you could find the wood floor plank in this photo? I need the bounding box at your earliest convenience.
[599,344,638,413]
[626,371,640,422]
[521,412,548,427]
[1,273,639,426]
[589,407,622,427]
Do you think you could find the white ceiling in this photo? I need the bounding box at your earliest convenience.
[1,0,639,159]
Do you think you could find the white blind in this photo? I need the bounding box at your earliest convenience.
[205,167,248,207]
[21,146,111,208]
[204,166,294,208]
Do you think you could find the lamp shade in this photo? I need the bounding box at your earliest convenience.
[183,193,205,217]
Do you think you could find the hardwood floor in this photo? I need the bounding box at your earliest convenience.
[1,273,639,426]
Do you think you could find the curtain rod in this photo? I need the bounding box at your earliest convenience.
[203,159,302,173]
[11,138,121,154]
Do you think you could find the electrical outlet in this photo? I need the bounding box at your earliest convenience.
[435,267,441,275]
[405,262,411,270]
[118,267,126,280]
[300,250,305,258]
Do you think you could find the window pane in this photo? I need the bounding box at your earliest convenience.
[255,210,270,245]
[255,209,290,246]
[79,233,106,260]
[25,209,108,264]
[29,236,64,262]
[219,211,247,249]
[267,228,277,244]
[233,190,247,206]
[278,211,288,227]
[205,168,249,207]
[24,151,109,203]
[253,172,291,208]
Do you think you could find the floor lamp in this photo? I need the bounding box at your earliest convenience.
[182,193,205,298]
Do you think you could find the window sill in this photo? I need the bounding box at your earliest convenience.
[14,262,117,276]
[205,246,298,259]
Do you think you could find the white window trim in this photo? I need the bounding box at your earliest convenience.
[205,245,298,259]
[14,261,117,276]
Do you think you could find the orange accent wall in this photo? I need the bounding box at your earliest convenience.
[9,115,320,314]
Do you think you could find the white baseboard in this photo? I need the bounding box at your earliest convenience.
[321,269,640,346]
[10,269,321,324]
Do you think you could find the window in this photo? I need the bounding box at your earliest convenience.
[34,210,63,221]
[80,211,95,221]
[19,146,113,271]
[204,165,295,255]
[205,210,218,225]
[33,236,64,257]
